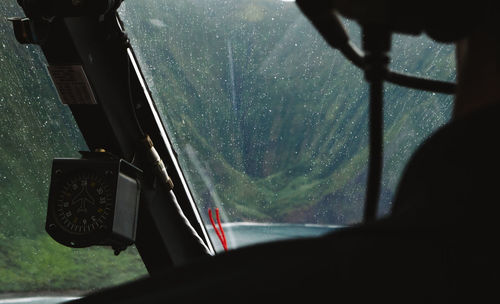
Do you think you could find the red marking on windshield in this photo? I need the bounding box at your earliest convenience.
[209,208,227,251]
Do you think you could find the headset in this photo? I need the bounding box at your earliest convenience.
[296,0,497,222]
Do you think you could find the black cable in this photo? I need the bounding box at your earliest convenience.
[386,71,455,94]
[120,18,213,254]
[126,49,146,139]
[339,42,456,95]
[361,27,390,222]
[364,79,384,222]
[339,41,365,69]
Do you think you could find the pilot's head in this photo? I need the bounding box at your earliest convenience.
[453,25,500,118]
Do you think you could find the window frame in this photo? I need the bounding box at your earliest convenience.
[15,1,215,275]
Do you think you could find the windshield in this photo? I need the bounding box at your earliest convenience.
[0,0,455,299]
[118,0,455,251]
[0,1,147,299]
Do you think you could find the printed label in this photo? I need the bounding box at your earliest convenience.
[47,65,97,105]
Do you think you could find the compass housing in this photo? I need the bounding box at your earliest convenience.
[46,153,142,250]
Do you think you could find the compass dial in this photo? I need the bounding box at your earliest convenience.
[54,172,113,234]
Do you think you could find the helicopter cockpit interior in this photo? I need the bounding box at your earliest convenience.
[1,0,498,303]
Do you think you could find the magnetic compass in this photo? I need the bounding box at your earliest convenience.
[46,152,142,253]
[54,172,113,235]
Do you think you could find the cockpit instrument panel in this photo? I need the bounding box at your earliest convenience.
[46,152,142,254]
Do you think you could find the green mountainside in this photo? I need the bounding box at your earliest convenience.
[119,0,455,224]
[0,0,454,293]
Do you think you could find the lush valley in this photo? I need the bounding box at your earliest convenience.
[0,0,454,293]
[119,0,455,224]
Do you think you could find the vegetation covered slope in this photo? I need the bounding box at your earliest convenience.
[119,0,455,224]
